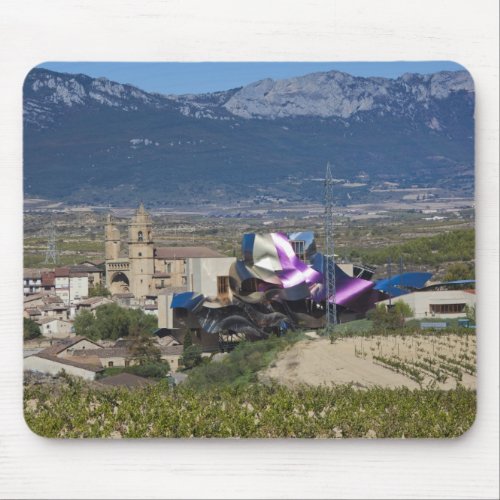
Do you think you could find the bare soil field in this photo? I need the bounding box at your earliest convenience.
[260,334,476,390]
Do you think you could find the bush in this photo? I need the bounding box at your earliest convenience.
[443,262,475,282]
[367,304,405,330]
[88,283,111,297]
[393,301,413,318]
[127,362,170,379]
[99,361,170,380]
[185,330,305,390]
[23,318,41,340]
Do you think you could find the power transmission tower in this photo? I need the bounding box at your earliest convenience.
[324,162,337,335]
[44,219,58,265]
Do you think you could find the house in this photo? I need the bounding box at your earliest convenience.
[24,293,69,321]
[23,269,43,295]
[23,269,56,296]
[23,337,104,380]
[73,340,184,372]
[54,267,89,305]
[24,307,42,321]
[73,263,105,287]
[38,318,74,339]
[40,303,70,321]
[379,288,476,319]
[75,296,114,315]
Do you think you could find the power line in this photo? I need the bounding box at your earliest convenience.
[324,162,337,334]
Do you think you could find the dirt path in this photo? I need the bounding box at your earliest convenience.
[260,335,476,390]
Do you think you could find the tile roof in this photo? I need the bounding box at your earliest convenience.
[34,351,103,372]
[98,373,154,388]
[154,246,225,259]
[24,292,52,303]
[41,271,55,286]
[55,267,70,277]
[77,297,113,306]
[70,264,103,273]
[159,345,184,356]
[37,317,72,325]
[39,337,103,356]
[25,308,42,315]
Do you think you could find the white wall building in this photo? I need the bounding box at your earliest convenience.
[38,318,74,339]
[24,337,104,380]
[186,257,236,298]
[379,289,476,319]
[55,269,89,305]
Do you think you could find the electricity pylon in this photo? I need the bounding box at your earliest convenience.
[44,219,58,264]
[324,162,337,335]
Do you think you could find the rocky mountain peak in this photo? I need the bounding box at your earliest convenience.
[223,69,473,119]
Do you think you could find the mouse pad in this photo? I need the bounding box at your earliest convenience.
[23,62,476,438]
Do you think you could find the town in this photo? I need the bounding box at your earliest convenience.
[23,200,476,387]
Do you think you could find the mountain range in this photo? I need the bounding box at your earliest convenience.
[23,67,474,207]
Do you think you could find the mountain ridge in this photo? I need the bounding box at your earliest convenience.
[23,67,474,206]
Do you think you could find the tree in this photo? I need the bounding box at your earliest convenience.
[367,304,405,331]
[393,301,413,318]
[23,318,41,340]
[465,304,476,324]
[443,262,475,282]
[73,303,157,340]
[73,310,98,340]
[183,330,193,350]
[128,331,162,365]
[181,345,202,369]
[88,283,110,297]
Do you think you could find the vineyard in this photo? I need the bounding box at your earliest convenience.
[24,378,476,438]
[352,332,476,389]
[23,330,477,438]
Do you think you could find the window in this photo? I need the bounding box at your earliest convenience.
[138,252,142,257]
[217,276,230,295]
[166,262,172,273]
[125,360,130,367]
[429,303,466,314]
[108,361,114,367]
[241,278,259,293]
[138,231,143,241]
[290,240,306,261]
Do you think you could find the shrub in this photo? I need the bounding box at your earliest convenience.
[23,318,41,340]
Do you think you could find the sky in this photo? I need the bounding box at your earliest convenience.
[37,61,466,95]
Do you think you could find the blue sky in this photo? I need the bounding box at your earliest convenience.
[38,61,466,95]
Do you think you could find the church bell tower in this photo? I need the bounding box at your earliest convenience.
[128,203,154,298]
[105,213,121,261]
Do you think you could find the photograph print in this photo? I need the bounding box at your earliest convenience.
[23,61,476,438]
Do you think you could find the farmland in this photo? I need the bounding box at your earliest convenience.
[23,329,476,438]
[24,379,475,438]
[261,332,476,390]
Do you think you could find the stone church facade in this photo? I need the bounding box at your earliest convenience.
[105,204,225,300]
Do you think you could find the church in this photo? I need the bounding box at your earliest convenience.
[104,203,228,300]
